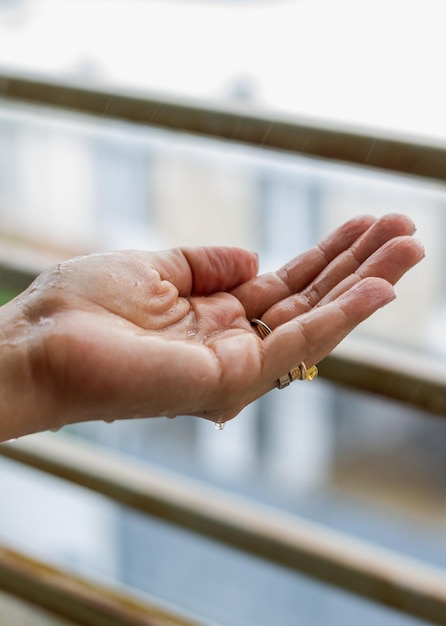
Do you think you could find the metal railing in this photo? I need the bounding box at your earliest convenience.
[1,69,446,183]
[2,434,446,626]
[1,69,446,626]
[0,541,205,626]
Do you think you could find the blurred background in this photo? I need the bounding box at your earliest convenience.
[0,1,446,625]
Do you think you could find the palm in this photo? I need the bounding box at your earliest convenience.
[23,213,423,428]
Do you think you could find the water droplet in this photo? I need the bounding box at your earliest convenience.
[214,421,225,431]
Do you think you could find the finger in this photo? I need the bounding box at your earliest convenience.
[278,213,415,297]
[232,214,377,320]
[291,213,416,306]
[154,247,259,296]
[316,235,424,307]
[262,235,424,327]
[262,277,395,387]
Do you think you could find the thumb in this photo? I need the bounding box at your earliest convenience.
[180,246,259,295]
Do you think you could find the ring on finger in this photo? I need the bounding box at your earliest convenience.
[250,318,318,389]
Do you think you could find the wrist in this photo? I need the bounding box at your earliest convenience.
[0,297,56,441]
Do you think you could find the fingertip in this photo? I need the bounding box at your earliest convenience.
[245,250,259,278]
[380,213,417,235]
[340,276,396,309]
[413,238,426,261]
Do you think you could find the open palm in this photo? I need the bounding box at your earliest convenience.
[7,213,423,438]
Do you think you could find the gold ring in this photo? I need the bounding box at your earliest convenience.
[250,318,318,389]
[277,363,319,389]
[250,318,272,339]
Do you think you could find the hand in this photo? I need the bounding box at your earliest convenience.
[0,213,424,441]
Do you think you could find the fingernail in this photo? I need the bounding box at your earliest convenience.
[251,251,260,271]
[384,291,397,305]
[415,239,425,260]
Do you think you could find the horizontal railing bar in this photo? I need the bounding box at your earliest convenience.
[1,70,446,182]
[0,542,207,626]
[1,258,445,417]
[320,338,446,417]
[1,434,446,625]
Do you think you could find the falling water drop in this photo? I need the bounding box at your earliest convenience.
[214,421,225,431]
